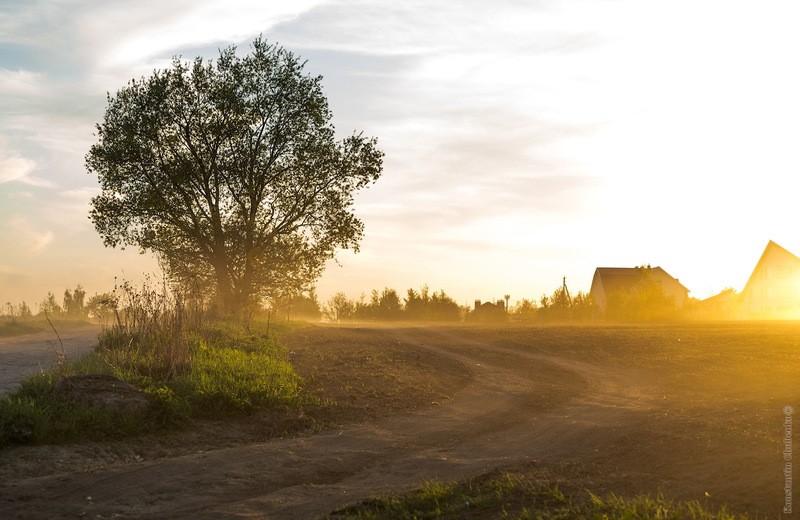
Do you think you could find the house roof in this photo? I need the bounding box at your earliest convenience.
[592,266,689,294]
[741,240,800,294]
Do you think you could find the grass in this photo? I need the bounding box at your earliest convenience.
[0,282,306,447]
[331,470,750,520]
[0,320,44,337]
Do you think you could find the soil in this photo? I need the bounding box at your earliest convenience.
[0,322,797,519]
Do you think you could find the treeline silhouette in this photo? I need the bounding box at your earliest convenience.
[323,286,462,322]
[318,283,599,323]
[3,278,732,327]
[2,285,113,321]
[509,284,595,322]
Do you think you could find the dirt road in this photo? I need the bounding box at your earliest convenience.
[0,325,100,394]
[0,324,792,518]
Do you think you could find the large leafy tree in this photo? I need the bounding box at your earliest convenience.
[87,38,383,311]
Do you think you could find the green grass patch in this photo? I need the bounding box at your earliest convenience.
[332,470,749,519]
[0,321,304,447]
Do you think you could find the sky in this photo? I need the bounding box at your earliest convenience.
[1,0,800,309]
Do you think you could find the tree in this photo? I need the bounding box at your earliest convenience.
[86,292,118,326]
[323,292,356,322]
[87,38,383,312]
[63,285,87,318]
[364,288,403,321]
[39,292,62,317]
[510,299,537,322]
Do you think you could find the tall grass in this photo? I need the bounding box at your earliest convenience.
[96,278,201,380]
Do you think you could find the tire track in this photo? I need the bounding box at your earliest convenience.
[0,325,656,519]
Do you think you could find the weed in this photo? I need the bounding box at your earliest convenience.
[0,280,305,448]
[331,470,750,519]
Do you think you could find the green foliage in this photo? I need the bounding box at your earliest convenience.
[332,472,750,519]
[187,341,301,416]
[0,281,304,447]
[0,393,147,446]
[86,36,383,311]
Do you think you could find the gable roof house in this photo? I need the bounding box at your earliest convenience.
[590,266,689,314]
[739,240,800,319]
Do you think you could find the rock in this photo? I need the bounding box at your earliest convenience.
[52,374,149,414]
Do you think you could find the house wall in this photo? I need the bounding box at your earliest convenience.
[741,245,800,319]
[589,271,607,311]
[650,269,689,308]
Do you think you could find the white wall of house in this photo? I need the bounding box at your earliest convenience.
[740,241,800,319]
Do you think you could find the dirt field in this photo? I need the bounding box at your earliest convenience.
[0,322,798,519]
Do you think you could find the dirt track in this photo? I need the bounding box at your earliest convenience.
[0,324,794,518]
[0,325,100,394]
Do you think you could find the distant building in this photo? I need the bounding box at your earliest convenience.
[695,288,739,320]
[739,241,800,319]
[590,266,689,313]
[471,299,507,322]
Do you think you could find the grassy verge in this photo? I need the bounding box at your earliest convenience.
[0,321,305,447]
[0,320,44,337]
[331,469,750,520]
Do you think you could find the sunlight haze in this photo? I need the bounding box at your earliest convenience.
[1,0,799,308]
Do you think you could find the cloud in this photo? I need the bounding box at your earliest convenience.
[0,153,36,184]
[77,0,327,68]
[62,187,100,200]
[0,215,54,258]
[0,68,45,95]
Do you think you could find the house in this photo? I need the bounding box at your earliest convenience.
[695,288,739,320]
[739,240,800,319]
[471,299,507,322]
[590,266,689,313]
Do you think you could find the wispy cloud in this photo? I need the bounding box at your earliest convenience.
[0,68,46,95]
[0,214,54,258]
[0,154,36,184]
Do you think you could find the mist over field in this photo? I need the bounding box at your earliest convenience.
[2,2,800,518]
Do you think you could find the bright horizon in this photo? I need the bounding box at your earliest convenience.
[2,1,800,309]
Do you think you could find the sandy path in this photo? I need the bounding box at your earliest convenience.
[0,325,785,518]
[0,325,101,394]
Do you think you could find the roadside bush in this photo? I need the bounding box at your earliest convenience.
[0,324,303,447]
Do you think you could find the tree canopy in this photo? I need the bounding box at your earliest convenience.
[87,38,383,311]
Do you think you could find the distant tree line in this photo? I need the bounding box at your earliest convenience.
[1,285,119,323]
[508,283,596,323]
[323,286,464,322]
[2,276,735,326]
